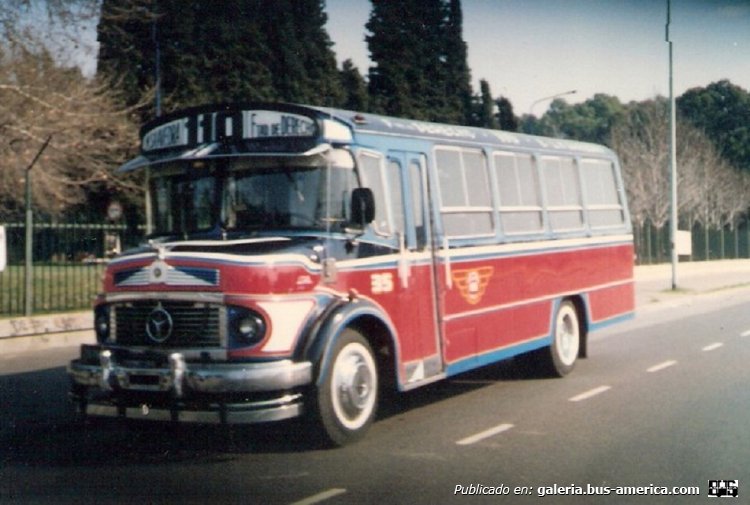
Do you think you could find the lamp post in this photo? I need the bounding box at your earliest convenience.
[667,0,678,290]
[529,89,577,116]
[24,135,52,316]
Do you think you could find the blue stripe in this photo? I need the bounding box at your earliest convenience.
[445,336,552,377]
[589,311,635,332]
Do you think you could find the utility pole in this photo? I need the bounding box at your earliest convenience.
[667,0,678,290]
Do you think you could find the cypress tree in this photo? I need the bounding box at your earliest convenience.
[495,96,518,132]
[442,0,472,124]
[97,0,343,115]
[366,0,472,123]
[339,59,369,111]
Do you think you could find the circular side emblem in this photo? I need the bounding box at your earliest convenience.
[146,307,173,344]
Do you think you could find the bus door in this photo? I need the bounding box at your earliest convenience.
[386,151,444,386]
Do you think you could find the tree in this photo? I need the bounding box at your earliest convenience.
[0,42,141,218]
[611,98,750,259]
[366,0,472,123]
[339,59,369,111]
[611,99,671,230]
[678,80,750,171]
[97,0,343,116]
[442,0,473,124]
[495,96,518,131]
[259,0,343,105]
[538,94,624,145]
[469,79,496,128]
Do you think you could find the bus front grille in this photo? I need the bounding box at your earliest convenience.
[113,301,222,348]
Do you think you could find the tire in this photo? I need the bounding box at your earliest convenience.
[312,328,378,446]
[539,300,581,377]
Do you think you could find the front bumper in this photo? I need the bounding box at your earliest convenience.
[68,345,312,424]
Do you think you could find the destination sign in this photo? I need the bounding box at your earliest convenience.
[142,109,318,152]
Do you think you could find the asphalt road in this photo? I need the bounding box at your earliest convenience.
[2,288,749,504]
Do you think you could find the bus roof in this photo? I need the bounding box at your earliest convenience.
[119,102,615,172]
[313,105,614,157]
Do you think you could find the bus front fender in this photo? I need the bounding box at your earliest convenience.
[303,297,398,388]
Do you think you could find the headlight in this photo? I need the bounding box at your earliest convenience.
[228,306,266,346]
[94,305,111,343]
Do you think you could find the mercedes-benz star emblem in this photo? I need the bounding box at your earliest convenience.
[146,306,173,343]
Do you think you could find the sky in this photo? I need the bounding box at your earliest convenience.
[325,0,750,115]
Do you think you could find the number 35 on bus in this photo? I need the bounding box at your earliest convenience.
[68,103,634,446]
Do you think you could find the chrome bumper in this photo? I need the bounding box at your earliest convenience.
[68,347,312,424]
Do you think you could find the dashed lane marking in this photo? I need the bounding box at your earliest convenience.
[290,488,347,505]
[568,385,611,402]
[456,423,515,446]
[647,360,678,373]
[702,342,724,352]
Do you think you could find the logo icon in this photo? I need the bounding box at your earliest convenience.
[451,267,494,305]
[146,305,174,343]
[708,480,738,498]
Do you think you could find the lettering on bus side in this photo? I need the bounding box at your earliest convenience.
[370,273,394,294]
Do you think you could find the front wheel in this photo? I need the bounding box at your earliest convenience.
[312,328,378,446]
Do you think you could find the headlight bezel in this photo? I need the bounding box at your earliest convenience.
[228,306,266,347]
[94,304,111,343]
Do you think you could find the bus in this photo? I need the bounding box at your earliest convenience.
[68,103,634,446]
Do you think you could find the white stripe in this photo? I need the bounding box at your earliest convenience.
[456,423,514,445]
[290,488,347,505]
[444,278,633,322]
[647,360,678,373]
[440,234,634,259]
[741,329,750,337]
[702,342,724,352]
[569,385,611,402]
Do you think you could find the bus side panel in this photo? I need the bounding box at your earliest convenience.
[587,281,635,327]
[441,241,633,366]
[333,260,439,364]
[444,300,553,364]
[446,243,633,308]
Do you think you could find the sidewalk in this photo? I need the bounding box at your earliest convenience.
[634,259,750,307]
[3,259,750,350]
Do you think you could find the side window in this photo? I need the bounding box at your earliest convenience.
[494,152,543,234]
[409,159,427,249]
[581,158,626,228]
[435,147,493,238]
[387,159,405,235]
[358,151,390,234]
[542,156,584,231]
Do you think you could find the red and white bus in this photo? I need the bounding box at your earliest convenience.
[69,103,634,445]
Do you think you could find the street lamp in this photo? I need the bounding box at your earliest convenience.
[529,89,578,116]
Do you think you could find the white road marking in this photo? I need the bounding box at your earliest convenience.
[702,342,724,351]
[456,423,514,446]
[569,385,611,402]
[647,360,678,373]
[290,488,347,505]
[741,329,750,337]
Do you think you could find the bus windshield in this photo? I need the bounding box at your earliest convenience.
[149,156,358,238]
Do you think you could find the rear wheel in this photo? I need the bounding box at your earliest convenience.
[312,328,378,446]
[545,300,580,377]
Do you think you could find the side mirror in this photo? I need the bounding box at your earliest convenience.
[351,188,375,227]
[0,225,6,272]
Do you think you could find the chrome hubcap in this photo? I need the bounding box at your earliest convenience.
[331,342,376,430]
[556,306,579,366]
